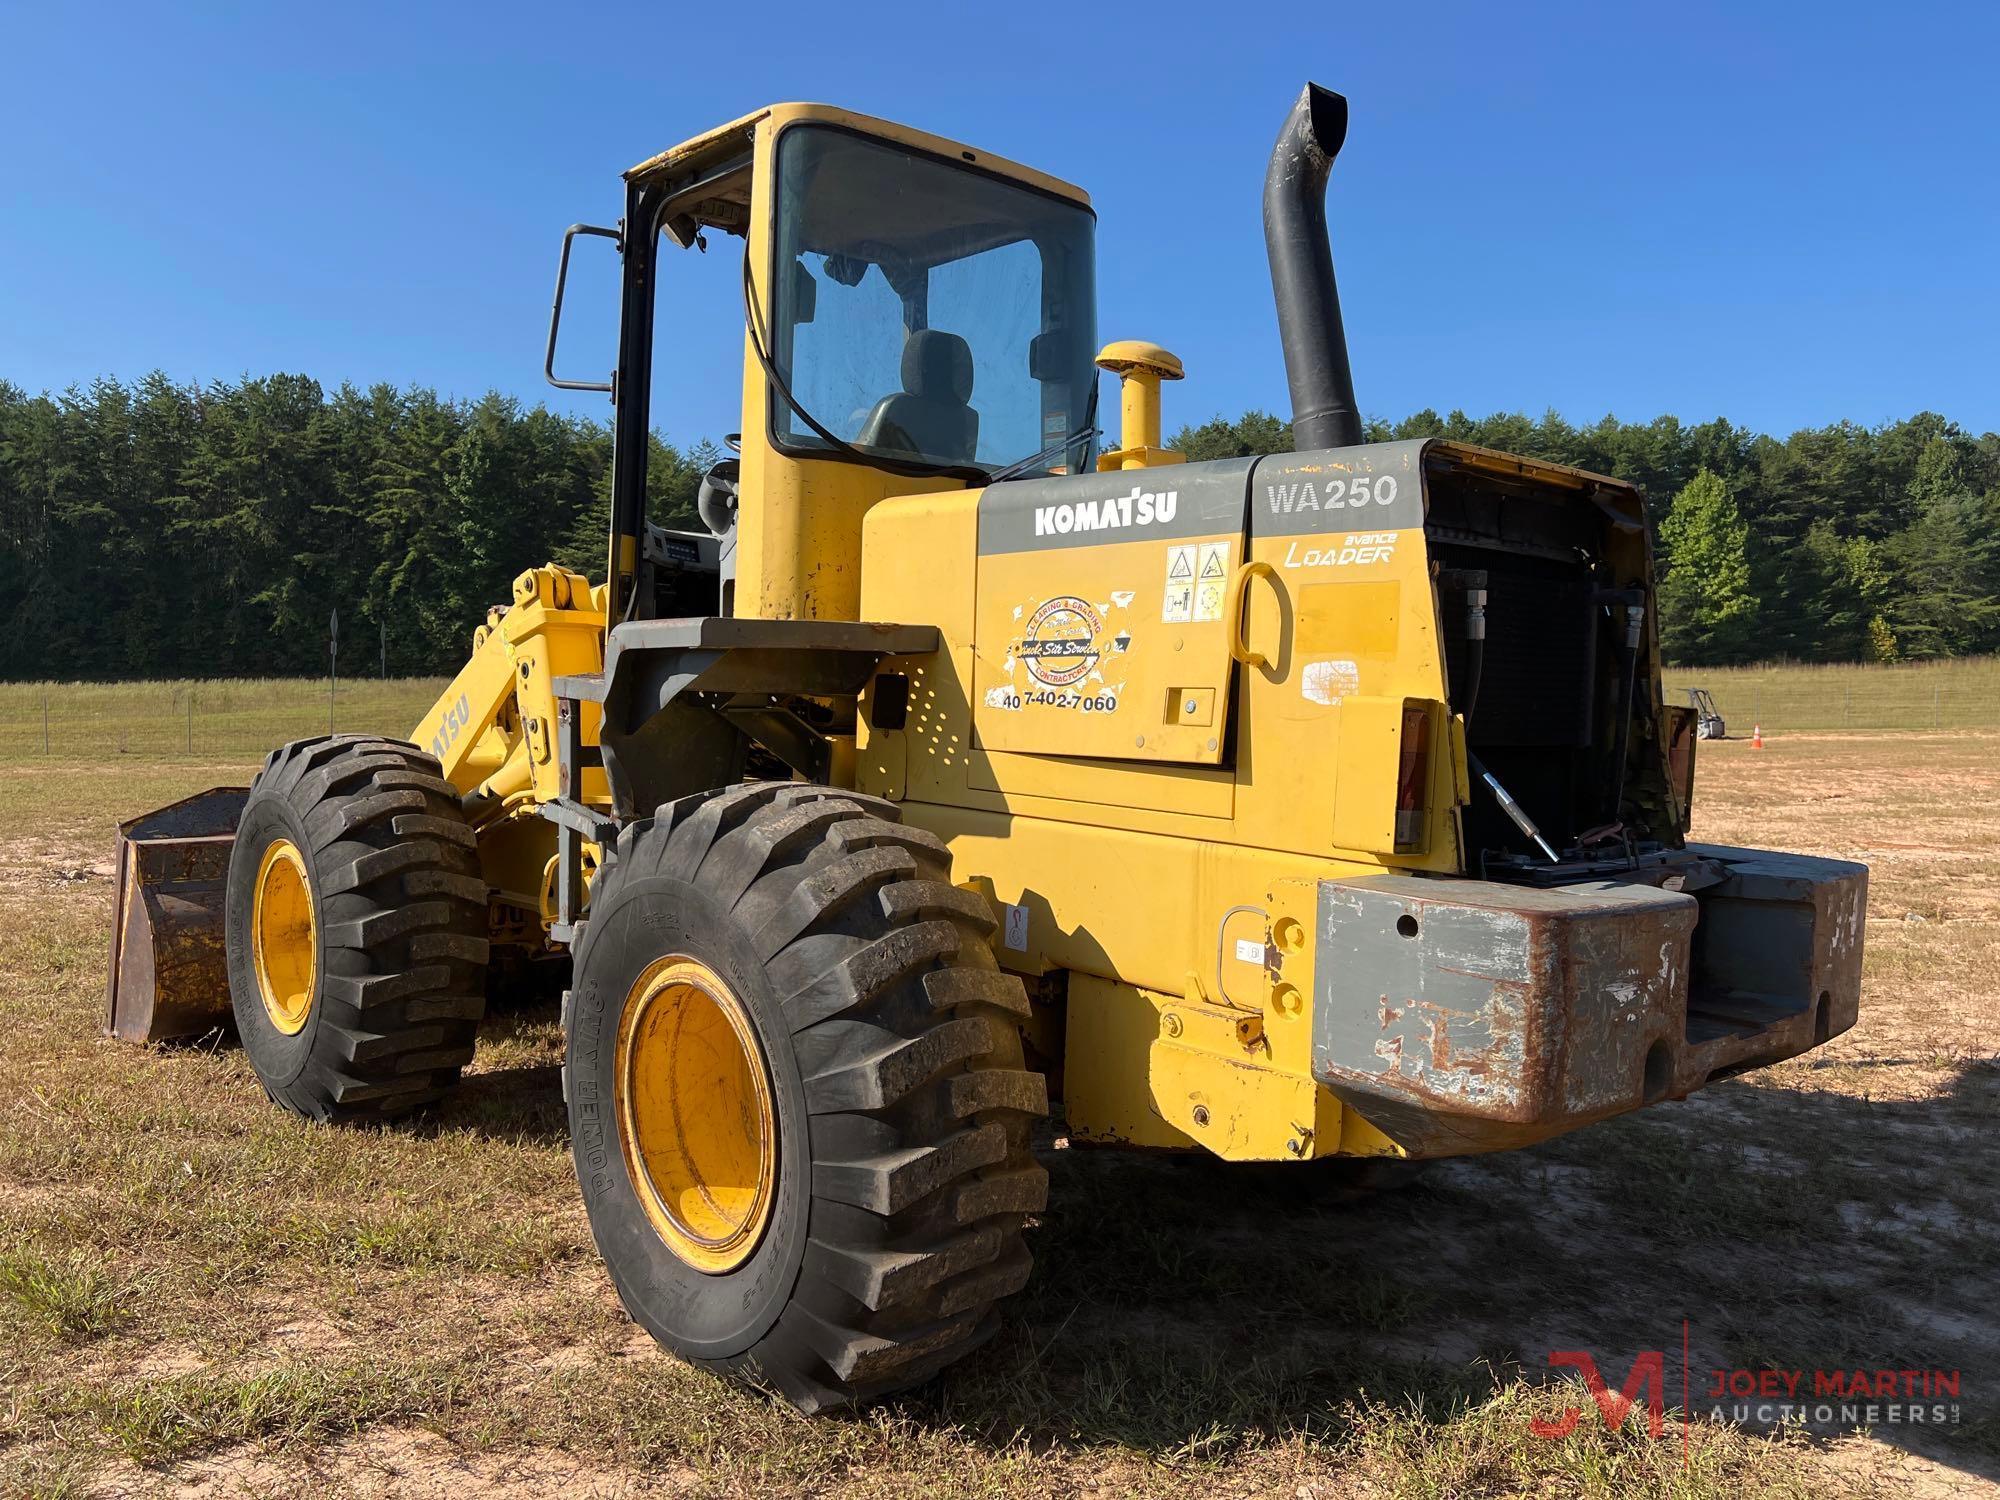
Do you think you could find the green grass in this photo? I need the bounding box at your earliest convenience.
[1344,1385,1824,1500]
[1663,655,2000,732]
[0,1245,135,1342]
[0,1447,96,1500]
[0,657,1989,765]
[0,677,448,761]
[21,1359,456,1466]
[0,709,1994,1493]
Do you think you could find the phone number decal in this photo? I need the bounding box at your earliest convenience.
[987,688,1120,713]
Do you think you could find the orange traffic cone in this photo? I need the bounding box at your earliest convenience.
[1751,724,1764,749]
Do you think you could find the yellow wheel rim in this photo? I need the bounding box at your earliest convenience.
[614,956,777,1275]
[251,838,317,1036]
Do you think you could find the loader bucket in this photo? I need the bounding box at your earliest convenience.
[106,787,248,1044]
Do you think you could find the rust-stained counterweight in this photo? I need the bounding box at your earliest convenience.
[1312,847,1867,1156]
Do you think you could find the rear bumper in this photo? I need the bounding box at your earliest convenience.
[1311,846,1867,1157]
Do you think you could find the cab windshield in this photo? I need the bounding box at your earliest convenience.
[768,124,1097,475]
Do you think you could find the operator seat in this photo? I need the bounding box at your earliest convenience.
[856,330,979,464]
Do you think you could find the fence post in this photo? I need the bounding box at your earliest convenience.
[42,689,49,755]
[187,691,195,755]
[1934,683,1941,730]
[329,609,339,735]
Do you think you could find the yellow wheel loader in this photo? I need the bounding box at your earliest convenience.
[107,84,1868,1411]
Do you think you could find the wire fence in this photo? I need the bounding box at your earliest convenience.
[1,661,1994,763]
[0,679,450,762]
[1660,659,2000,734]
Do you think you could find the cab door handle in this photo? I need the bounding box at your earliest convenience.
[1226,560,1278,669]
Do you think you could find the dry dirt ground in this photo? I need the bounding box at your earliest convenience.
[1,731,1996,1498]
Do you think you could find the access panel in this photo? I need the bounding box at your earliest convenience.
[1246,440,1432,716]
[972,459,1253,764]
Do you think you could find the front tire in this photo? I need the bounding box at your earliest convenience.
[566,783,1047,1411]
[225,735,491,1122]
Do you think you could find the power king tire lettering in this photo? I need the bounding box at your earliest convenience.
[1018,596,1102,688]
[569,982,608,1179]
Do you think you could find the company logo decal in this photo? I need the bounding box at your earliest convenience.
[1034,484,1179,538]
[1016,596,1102,687]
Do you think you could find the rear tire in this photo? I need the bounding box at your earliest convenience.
[225,734,491,1122]
[566,783,1047,1411]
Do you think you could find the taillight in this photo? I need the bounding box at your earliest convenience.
[1395,704,1431,852]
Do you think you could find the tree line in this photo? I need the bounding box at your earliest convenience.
[0,374,710,679]
[1176,406,2000,663]
[1,373,1993,679]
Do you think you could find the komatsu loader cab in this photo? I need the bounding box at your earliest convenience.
[107,84,1867,1413]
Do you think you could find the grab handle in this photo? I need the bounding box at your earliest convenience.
[1226,560,1278,669]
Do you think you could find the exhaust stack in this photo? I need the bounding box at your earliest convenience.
[1264,83,1361,451]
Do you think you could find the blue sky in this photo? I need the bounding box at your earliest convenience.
[3,1,1995,447]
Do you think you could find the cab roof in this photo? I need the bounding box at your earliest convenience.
[623,102,1091,210]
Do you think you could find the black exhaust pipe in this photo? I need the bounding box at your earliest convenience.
[1264,84,1361,451]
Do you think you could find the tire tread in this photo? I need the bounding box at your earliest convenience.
[232,735,489,1123]
[571,781,1045,1410]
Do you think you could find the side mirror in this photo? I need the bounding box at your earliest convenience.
[790,260,818,325]
[822,253,869,287]
[545,223,620,395]
[697,457,742,538]
[1028,328,1071,381]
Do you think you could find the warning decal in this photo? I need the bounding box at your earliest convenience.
[1162,544,1195,622]
[1194,541,1230,622]
[1162,539,1234,622]
[1002,902,1029,951]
